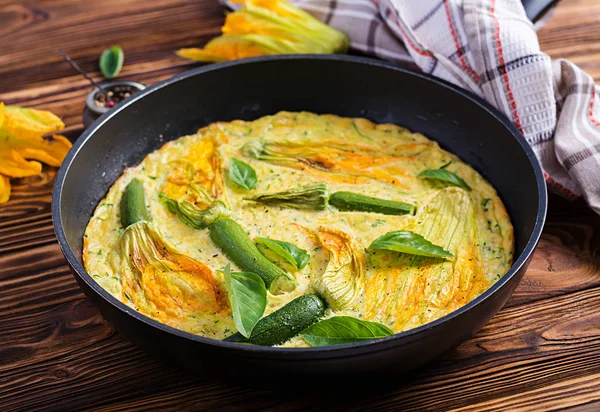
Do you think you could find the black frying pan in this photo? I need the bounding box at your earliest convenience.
[52,55,546,381]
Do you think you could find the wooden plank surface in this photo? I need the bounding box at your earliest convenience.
[1,0,600,410]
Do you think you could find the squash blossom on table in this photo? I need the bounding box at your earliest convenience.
[176,0,349,62]
[0,103,72,203]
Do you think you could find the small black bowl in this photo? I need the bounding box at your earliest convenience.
[83,80,146,128]
[53,55,546,382]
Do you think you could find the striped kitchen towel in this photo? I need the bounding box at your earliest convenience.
[228,0,600,213]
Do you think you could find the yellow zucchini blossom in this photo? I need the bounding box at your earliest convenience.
[0,102,72,203]
[120,220,230,324]
[365,188,489,331]
[177,0,349,62]
[311,227,366,314]
[162,130,227,206]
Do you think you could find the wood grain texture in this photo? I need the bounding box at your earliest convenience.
[1,0,600,410]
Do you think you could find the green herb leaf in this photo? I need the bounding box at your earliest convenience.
[418,169,471,191]
[99,45,124,79]
[369,230,454,258]
[223,333,250,343]
[481,198,491,211]
[256,237,310,270]
[230,158,257,190]
[300,316,393,346]
[219,264,266,338]
[440,160,452,169]
[351,121,373,140]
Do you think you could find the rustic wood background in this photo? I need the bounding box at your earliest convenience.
[1,0,600,410]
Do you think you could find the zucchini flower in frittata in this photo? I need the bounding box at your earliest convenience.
[160,128,232,228]
[119,179,229,324]
[365,188,489,331]
[161,130,227,205]
[241,139,425,189]
[310,227,366,314]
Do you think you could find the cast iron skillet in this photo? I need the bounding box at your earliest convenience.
[52,55,547,381]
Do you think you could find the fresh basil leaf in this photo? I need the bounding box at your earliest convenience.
[417,169,471,191]
[300,316,393,346]
[256,237,310,270]
[99,45,124,79]
[369,230,454,258]
[230,158,257,190]
[219,263,266,338]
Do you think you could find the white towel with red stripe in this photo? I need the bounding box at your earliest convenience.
[230,0,600,211]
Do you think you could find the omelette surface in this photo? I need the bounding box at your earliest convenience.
[83,112,513,347]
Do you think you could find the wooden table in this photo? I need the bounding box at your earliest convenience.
[1,0,599,410]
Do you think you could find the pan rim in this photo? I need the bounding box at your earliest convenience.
[52,54,547,357]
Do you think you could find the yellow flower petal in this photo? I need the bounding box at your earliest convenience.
[0,103,5,129]
[0,149,42,178]
[4,105,64,140]
[0,175,10,203]
[177,36,267,62]
[231,0,295,17]
[223,9,289,37]
[17,148,61,167]
[176,48,220,62]
[15,134,72,167]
